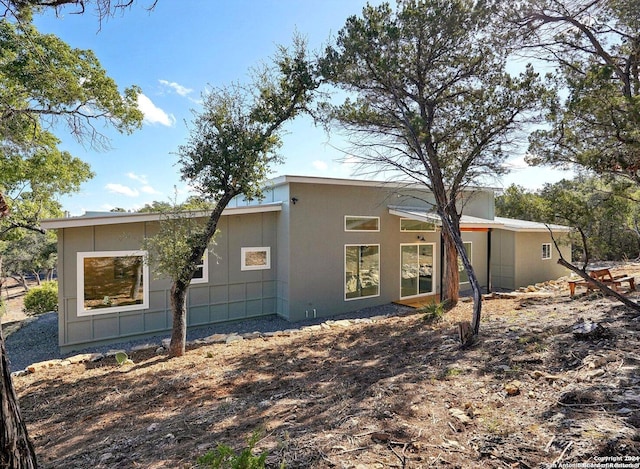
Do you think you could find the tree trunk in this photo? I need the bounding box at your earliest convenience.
[31,271,41,287]
[441,213,483,344]
[442,231,460,305]
[129,260,142,301]
[168,281,188,357]
[0,329,38,468]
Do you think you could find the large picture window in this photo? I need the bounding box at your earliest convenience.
[345,244,380,300]
[77,251,149,316]
[241,247,271,271]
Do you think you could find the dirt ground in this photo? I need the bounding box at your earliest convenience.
[1,278,31,324]
[9,265,640,468]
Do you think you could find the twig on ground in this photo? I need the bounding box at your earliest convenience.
[554,441,573,466]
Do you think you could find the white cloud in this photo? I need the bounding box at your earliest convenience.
[504,155,530,170]
[137,94,175,127]
[127,172,148,184]
[159,79,193,97]
[312,160,329,171]
[105,183,139,197]
[141,185,161,195]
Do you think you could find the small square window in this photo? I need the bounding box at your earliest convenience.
[542,243,552,260]
[190,251,209,284]
[241,247,271,271]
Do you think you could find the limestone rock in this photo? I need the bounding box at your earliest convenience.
[504,381,522,396]
[27,359,63,373]
[225,334,243,344]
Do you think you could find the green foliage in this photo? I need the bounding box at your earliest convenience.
[197,430,271,469]
[496,176,640,261]
[420,302,447,323]
[178,36,317,204]
[0,15,143,236]
[495,185,548,222]
[23,281,57,314]
[115,351,134,366]
[519,0,640,184]
[142,201,210,285]
[2,230,57,279]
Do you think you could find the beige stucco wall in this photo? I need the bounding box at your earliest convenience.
[513,232,571,288]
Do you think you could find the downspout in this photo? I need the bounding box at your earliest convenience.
[487,228,492,293]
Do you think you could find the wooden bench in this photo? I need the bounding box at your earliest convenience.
[568,268,636,296]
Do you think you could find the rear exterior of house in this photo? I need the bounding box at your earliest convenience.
[43,176,571,352]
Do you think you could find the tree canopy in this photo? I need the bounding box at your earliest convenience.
[514,0,640,182]
[0,14,142,236]
[154,38,318,357]
[319,0,551,341]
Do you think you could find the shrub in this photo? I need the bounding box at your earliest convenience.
[420,301,446,323]
[197,430,273,469]
[23,281,58,315]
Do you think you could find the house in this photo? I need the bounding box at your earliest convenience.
[42,175,571,352]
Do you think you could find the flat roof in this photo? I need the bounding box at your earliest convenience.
[267,175,499,192]
[41,202,283,229]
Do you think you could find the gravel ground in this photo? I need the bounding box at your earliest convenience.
[4,303,413,373]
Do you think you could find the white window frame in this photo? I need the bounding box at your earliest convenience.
[241,247,271,271]
[344,244,381,301]
[344,215,380,232]
[190,250,209,284]
[542,243,552,260]
[459,241,472,284]
[399,218,436,232]
[399,243,436,299]
[77,250,149,316]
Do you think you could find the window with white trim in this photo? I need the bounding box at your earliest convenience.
[77,250,149,316]
[542,243,552,260]
[345,244,380,300]
[241,247,271,271]
[400,218,436,232]
[400,243,435,298]
[191,250,209,284]
[345,216,379,232]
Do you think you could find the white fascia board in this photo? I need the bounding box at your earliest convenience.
[41,202,283,229]
[494,217,572,233]
[389,206,504,229]
[268,175,499,193]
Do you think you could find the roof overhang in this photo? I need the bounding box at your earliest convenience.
[389,207,572,233]
[389,206,503,230]
[494,217,572,233]
[41,202,283,230]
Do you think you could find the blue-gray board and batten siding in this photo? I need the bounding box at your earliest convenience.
[56,210,280,352]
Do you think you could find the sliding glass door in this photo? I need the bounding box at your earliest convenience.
[400,244,435,298]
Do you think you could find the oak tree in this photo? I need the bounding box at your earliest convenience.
[153,39,317,357]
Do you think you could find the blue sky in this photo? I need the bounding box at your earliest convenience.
[33,1,569,215]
